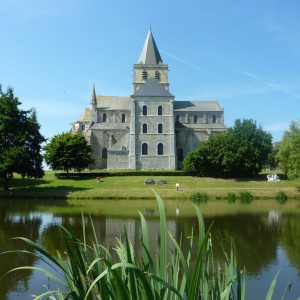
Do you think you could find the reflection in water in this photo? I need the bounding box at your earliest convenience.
[280,214,300,277]
[0,201,300,299]
[205,214,279,275]
[0,215,41,300]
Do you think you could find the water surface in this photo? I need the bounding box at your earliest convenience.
[0,199,299,299]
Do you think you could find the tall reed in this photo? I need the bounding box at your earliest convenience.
[1,192,279,299]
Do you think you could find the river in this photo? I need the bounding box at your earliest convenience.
[0,198,299,299]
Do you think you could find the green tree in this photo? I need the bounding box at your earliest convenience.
[265,142,280,170]
[184,119,273,177]
[276,120,300,179]
[0,86,45,190]
[224,119,273,176]
[44,132,93,173]
[184,133,227,177]
[16,109,45,179]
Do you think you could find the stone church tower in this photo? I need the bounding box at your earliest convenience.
[129,29,176,170]
[71,30,226,170]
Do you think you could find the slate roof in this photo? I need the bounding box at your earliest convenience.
[96,96,131,110]
[138,30,163,65]
[132,77,173,97]
[177,123,227,130]
[74,96,131,123]
[174,101,223,111]
[77,108,91,122]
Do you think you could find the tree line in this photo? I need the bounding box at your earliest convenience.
[183,118,300,179]
[1,85,300,190]
[183,119,273,177]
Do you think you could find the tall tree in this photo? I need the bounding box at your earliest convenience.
[276,120,300,179]
[184,119,273,177]
[43,132,93,173]
[224,119,273,176]
[16,109,46,179]
[0,86,45,190]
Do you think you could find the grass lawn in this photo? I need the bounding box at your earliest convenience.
[1,170,300,200]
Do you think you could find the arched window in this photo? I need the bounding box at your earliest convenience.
[157,143,163,155]
[142,123,148,133]
[155,70,161,81]
[142,143,148,155]
[103,113,107,122]
[177,148,184,162]
[121,113,126,123]
[176,115,180,123]
[193,115,198,124]
[142,70,148,80]
[102,147,107,159]
[158,105,162,115]
[212,115,217,123]
[142,105,147,116]
[81,124,85,130]
[158,123,163,133]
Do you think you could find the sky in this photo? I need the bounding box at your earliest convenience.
[1,0,300,143]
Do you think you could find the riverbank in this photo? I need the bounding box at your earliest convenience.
[1,171,300,200]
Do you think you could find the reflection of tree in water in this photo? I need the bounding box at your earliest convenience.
[0,212,41,300]
[280,214,300,276]
[40,215,107,257]
[40,223,65,256]
[177,214,279,276]
[204,214,279,275]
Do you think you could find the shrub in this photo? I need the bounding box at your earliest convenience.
[239,191,253,204]
[276,191,288,204]
[227,192,237,203]
[190,192,209,203]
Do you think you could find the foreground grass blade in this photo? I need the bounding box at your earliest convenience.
[154,191,168,284]
[168,232,190,293]
[138,211,151,269]
[266,271,280,300]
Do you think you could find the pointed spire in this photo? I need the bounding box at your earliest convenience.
[138,30,163,65]
[91,84,97,105]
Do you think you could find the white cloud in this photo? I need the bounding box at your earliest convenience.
[267,83,300,99]
[161,49,245,87]
[164,48,300,103]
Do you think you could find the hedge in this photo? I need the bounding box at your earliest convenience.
[55,170,195,179]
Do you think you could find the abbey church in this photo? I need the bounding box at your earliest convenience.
[71,30,226,170]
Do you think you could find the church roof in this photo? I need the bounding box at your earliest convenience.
[132,77,173,97]
[96,96,131,110]
[77,108,91,122]
[138,30,163,65]
[174,101,223,111]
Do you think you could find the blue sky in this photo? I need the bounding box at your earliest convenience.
[1,0,300,142]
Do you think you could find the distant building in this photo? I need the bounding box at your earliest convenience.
[71,30,226,170]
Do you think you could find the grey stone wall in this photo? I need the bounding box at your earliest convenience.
[136,155,174,170]
[89,131,109,169]
[107,150,129,170]
[131,97,175,170]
